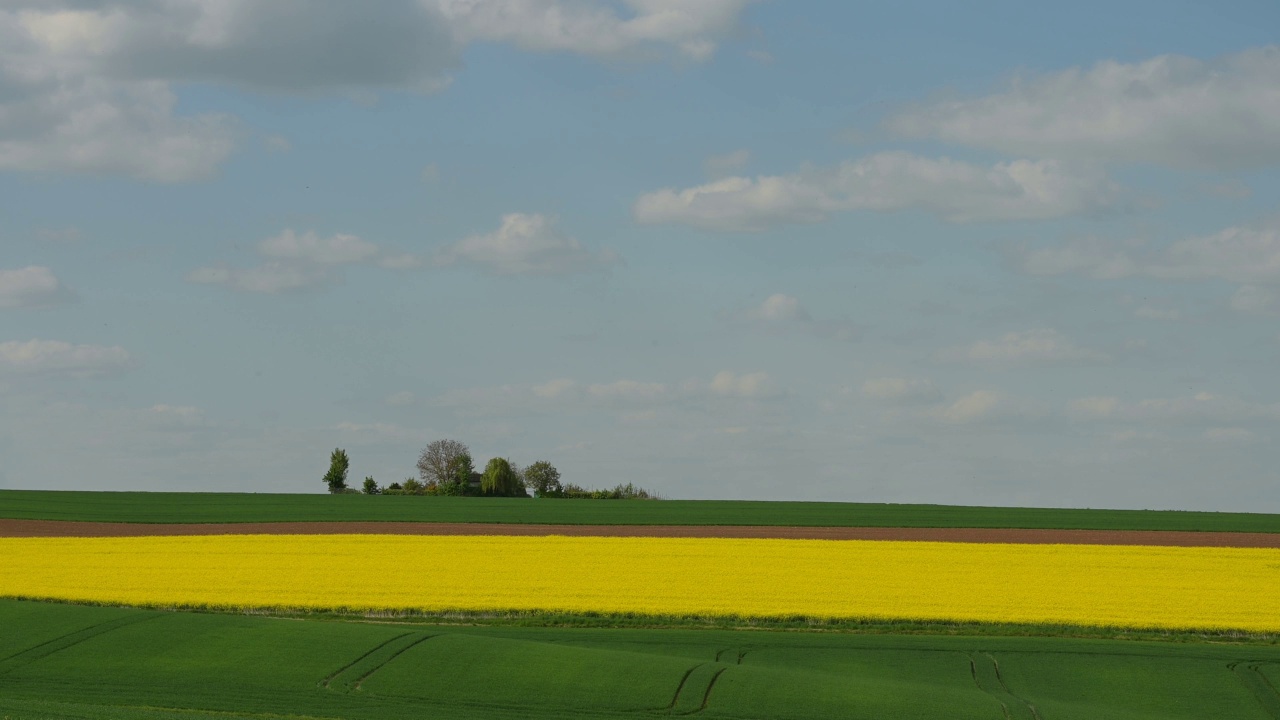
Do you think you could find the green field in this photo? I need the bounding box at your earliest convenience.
[1,599,1278,720]
[4,489,1280,531]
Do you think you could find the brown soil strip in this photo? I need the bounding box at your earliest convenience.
[2,519,1280,547]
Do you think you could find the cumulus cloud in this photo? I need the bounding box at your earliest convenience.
[438,0,752,60]
[634,152,1122,231]
[862,377,942,403]
[257,230,379,265]
[188,229,416,294]
[0,72,238,182]
[1067,396,1121,420]
[384,391,417,406]
[887,46,1280,170]
[1015,219,1280,301]
[1204,427,1257,443]
[732,293,857,341]
[707,370,779,398]
[438,214,618,275]
[937,329,1109,367]
[928,390,1004,424]
[747,293,809,322]
[0,339,132,377]
[1067,392,1280,426]
[1231,285,1278,315]
[187,262,329,294]
[532,378,576,399]
[587,379,669,401]
[0,1,751,181]
[0,266,73,309]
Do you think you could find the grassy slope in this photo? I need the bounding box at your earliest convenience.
[2,600,1279,720]
[4,489,1280,531]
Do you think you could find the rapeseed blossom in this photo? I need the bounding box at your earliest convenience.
[2,535,1276,632]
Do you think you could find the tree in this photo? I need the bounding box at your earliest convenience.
[480,457,524,497]
[418,439,469,486]
[523,461,562,498]
[402,477,424,495]
[322,448,349,494]
[449,452,476,494]
[362,476,380,495]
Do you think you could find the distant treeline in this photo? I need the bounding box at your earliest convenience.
[323,440,661,500]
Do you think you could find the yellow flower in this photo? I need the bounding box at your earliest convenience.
[2,535,1276,632]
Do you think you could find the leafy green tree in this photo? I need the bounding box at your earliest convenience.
[480,457,525,497]
[448,452,475,494]
[322,448,349,494]
[523,461,563,498]
[362,476,380,495]
[402,477,424,495]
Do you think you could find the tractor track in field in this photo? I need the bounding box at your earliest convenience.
[321,633,436,693]
[0,613,160,676]
[666,662,728,715]
[969,652,1040,720]
[1230,661,1280,718]
[319,632,415,689]
[4,519,1280,547]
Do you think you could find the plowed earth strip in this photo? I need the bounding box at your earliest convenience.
[2,519,1279,547]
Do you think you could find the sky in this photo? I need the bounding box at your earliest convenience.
[2,1,1279,511]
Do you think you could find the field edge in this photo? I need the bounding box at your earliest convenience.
[6,596,1278,646]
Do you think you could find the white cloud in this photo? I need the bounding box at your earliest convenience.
[335,421,426,445]
[0,74,238,182]
[0,266,72,309]
[1068,392,1280,426]
[1018,219,1280,288]
[385,391,417,406]
[587,379,668,400]
[938,329,1109,366]
[887,46,1280,170]
[704,149,750,179]
[1231,285,1278,315]
[258,230,378,265]
[1016,235,1142,279]
[1201,179,1251,199]
[149,404,204,427]
[262,135,291,153]
[708,370,778,398]
[438,213,618,275]
[377,253,425,270]
[748,293,809,322]
[1,1,752,181]
[437,0,752,60]
[189,229,414,294]
[1067,396,1120,420]
[187,262,328,294]
[532,378,576,399]
[928,390,1003,424]
[0,339,132,377]
[1204,427,1257,443]
[634,152,1122,231]
[732,293,857,341]
[862,377,942,403]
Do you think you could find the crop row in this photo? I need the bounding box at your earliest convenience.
[2,535,1277,632]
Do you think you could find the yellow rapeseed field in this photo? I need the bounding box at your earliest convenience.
[2,535,1277,631]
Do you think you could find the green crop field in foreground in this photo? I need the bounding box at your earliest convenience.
[4,489,1280,532]
[2,600,1279,720]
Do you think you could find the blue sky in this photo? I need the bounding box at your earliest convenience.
[2,1,1278,511]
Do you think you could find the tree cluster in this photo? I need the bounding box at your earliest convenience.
[323,439,661,499]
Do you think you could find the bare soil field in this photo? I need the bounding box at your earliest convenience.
[4,519,1279,547]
